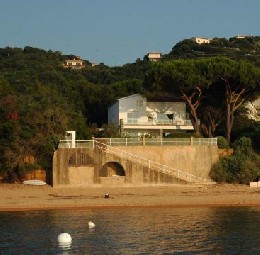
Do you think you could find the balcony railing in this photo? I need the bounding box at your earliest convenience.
[123,119,192,126]
[94,137,217,146]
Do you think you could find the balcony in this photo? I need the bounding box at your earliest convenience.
[121,119,194,131]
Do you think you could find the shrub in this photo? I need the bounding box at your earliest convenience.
[217,136,229,149]
[210,160,228,183]
[210,137,260,184]
[238,160,260,184]
[232,137,254,156]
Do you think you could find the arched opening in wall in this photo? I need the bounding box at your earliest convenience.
[100,162,125,177]
[68,153,93,166]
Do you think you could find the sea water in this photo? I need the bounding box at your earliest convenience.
[0,207,259,254]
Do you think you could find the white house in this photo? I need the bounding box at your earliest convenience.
[108,94,194,137]
[63,56,85,69]
[191,37,211,44]
[235,35,252,39]
[246,98,260,121]
[147,52,162,62]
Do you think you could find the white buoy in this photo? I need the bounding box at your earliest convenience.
[58,233,72,243]
[88,221,95,229]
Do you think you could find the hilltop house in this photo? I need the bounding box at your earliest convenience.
[108,94,194,137]
[235,35,252,39]
[147,52,162,62]
[191,37,211,44]
[63,56,85,69]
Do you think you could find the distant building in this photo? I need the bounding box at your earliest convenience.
[234,35,253,39]
[147,52,162,62]
[108,94,193,137]
[63,56,85,69]
[191,37,211,44]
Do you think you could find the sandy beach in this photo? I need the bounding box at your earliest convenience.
[0,183,259,211]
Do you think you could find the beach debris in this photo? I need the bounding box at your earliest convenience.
[58,233,72,244]
[88,221,95,229]
[104,193,110,198]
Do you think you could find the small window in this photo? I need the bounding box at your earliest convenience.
[127,112,138,124]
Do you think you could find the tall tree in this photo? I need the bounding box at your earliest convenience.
[144,59,211,136]
[207,57,260,142]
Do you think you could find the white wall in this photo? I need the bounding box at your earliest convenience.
[118,94,147,124]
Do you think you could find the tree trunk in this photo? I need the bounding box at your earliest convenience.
[190,106,200,137]
[223,77,247,144]
[226,98,232,143]
[181,87,202,137]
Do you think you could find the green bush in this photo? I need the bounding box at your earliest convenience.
[210,160,228,183]
[217,136,229,149]
[238,160,259,184]
[232,137,254,156]
[210,137,260,184]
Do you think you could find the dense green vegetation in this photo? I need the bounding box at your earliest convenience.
[211,137,260,184]
[165,36,260,66]
[0,36,259,183]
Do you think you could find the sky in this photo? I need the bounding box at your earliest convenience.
[0,0,259,66]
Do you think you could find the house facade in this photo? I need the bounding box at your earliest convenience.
[108,94,194,137]
[63,56,85,69]
[147,52,162,62]
[246,98,260,121]
[191,37,211,44]
[235,35,252,39]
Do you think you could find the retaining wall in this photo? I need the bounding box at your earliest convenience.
[52,145,219,187]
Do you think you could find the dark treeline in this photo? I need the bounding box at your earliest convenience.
[0,36,260,182]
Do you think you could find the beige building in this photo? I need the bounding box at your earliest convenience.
[192,37,211,44]
[147,52,162,62]
[235,35,252,39]
[63,56,85,69]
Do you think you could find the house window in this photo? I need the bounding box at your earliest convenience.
[127,112,138,124]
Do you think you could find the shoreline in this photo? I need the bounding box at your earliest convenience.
[0,203,259,212]
[0,183,259,212]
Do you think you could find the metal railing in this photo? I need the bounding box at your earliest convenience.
[58,140,94,148]
[94,137,218,146]
[123,119,193,126]
[58,138,218,148]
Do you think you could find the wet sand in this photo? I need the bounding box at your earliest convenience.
[0,183,259,211]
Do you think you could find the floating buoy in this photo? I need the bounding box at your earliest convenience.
[88,221,95,229]
[58,233,72,243]
[104,193,110,198]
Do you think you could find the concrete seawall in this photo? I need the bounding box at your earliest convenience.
[52,145,219,187]
[116,145,219,179]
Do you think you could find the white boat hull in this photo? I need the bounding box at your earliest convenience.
[23,180,46,186]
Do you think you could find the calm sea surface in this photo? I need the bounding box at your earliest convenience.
[0,207,259,255]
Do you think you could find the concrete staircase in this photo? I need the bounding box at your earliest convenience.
[94,141,210,184]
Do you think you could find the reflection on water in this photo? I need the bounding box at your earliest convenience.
[0,207,259,254]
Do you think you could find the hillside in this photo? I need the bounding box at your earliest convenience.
[165,36,260,66]
[0,38,259,181]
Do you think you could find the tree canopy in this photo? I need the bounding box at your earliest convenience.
[144,57,260,139]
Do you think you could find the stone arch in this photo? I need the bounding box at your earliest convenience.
[100,162,126,177]
[68,152,93,166]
